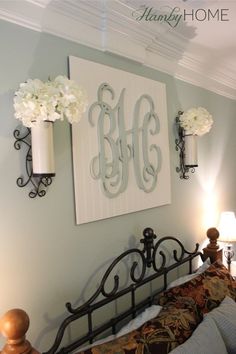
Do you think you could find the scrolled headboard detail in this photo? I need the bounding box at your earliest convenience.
[0,227,222,354]
[42,227,204,354]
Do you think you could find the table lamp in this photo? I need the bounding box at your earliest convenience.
[218,211,236,272]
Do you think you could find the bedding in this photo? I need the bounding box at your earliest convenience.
[78,260,211,353]
[79,305,162,351]
[78,300,200,354]
[77,260,236,354]
[38,229,236,354]
[169,315,228,354]
[157,260,236,314]
[167,257,211,290]
[170,296,236,354]
[205,296,236,353]
[117,305,162,337]
[2,228,235,354]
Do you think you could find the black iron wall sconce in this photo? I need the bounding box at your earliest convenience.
[175,111,198,180]
[13,74,88,199]
[175,107,213,180]
[14,127,54,198]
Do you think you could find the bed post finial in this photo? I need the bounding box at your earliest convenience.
[141,227,157,267]
[203,227,223,263]
[0,308,39,354]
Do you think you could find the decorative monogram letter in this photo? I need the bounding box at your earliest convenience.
[88,83,162,198]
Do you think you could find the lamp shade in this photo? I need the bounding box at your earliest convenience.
[218,211,236,242]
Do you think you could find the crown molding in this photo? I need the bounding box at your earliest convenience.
[0,1,43,31]
[0,0,235,100]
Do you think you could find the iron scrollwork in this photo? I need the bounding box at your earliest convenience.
[14,128,53,198]
[175,111,195,179]
[42,227,202,354]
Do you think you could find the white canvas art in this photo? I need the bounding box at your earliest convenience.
[69,56,171,224]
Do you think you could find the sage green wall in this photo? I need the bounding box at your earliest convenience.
[0,19,236,350]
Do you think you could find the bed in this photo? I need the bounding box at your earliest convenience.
[1,227,236,354]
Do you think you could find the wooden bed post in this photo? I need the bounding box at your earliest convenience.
[203,227,223,263]
[0,309,39,354]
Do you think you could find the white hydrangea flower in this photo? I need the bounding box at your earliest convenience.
[179,107,213,136]
[14,76,88,127]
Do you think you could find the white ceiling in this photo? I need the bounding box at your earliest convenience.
[0,0,235,99]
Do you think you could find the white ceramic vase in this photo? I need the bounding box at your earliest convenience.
[184,134,198,167]
[31,121,55,176]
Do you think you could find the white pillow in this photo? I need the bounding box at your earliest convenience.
[167,273,197,290]
[78,333,116,352]
[206,296,236,353]
[167,258,211,290]
[117,305,162,337]
[169,315,228,354]
[78,304,162,351]
[195,257,211,273]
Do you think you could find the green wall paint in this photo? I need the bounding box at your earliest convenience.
[0,19,236,351]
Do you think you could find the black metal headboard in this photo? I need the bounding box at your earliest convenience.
[43,227,203,354]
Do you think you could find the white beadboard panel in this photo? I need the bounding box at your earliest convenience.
[69,56,171,224]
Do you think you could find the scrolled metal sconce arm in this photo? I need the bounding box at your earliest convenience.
[13,128,53,198]
[175,111,196,180]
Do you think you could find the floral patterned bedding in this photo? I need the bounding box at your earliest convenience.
[78,260,236,354]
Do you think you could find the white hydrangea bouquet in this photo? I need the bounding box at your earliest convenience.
[179,107,213,136]
[14,76,88,128]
